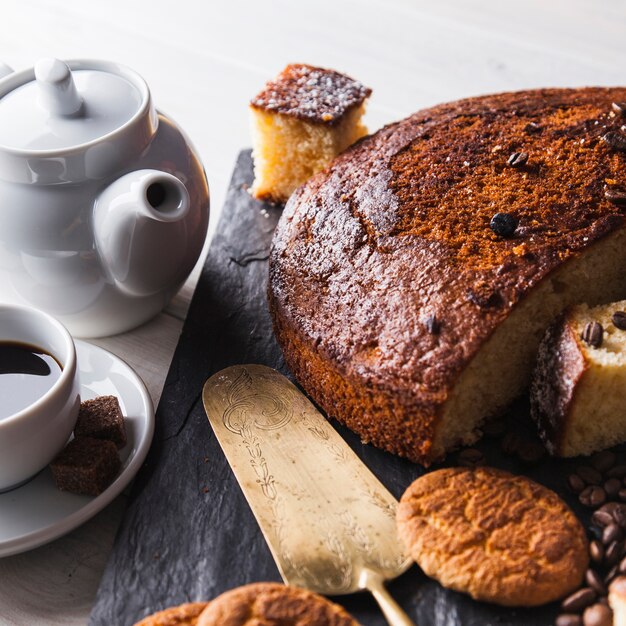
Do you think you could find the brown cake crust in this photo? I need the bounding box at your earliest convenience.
[133,602,210,626]
[269,87,626,464]
[196,583,359,626]
[397,467,588,606]
[530,314,587,454]
[250,64,371,125]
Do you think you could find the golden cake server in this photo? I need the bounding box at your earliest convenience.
[202,364,415,626]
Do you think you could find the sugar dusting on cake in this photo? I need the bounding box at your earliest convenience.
[250,63,371,125]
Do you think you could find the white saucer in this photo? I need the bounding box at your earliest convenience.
[0,339,154,558]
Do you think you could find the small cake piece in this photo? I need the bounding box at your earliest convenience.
[250,64,371,203]
[197,583,360,626]
[610,577,626,626]
[531,300,626,457]
[133,602,210,626]
[50,437,121,496]
[74,395,126,448]
[396,467,588,607]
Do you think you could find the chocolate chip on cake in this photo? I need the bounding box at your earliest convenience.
[50,437,121,496]
[613,311,626,330]
[489,212,519,238]
[507,151,529,167]
[602,131,626,152]
[581,321,603,349]
[74,395,126,448]
[424,314,441,335]
[605,187,626,207]
[612,102,626,116]
[524,122,542,134]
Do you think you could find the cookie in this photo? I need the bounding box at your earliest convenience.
[196,583,359,626]
[133,602,209,626]
[397,466,588,606]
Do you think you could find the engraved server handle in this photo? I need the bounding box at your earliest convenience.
[361,570,416,626]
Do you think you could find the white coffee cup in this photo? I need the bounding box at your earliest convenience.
[0,304,80,491]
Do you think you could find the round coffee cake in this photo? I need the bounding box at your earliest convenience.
[269,87,626,465]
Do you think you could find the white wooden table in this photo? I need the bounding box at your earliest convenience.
[0,0,625,623]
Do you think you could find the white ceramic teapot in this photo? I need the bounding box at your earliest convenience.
[0,58,209,337]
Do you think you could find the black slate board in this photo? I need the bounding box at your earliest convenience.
[90,150,595,626]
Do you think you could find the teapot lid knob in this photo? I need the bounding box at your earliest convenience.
[35,58,83,117]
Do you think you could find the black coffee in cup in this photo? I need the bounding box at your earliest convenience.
[0,342,62,419]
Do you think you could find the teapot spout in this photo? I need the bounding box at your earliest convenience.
[93,169,191,297]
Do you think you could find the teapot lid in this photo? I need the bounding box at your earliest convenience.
[0,58,146,152]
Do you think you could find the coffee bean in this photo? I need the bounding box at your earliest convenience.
[619,489,626,502]
[569,474,587,494]
[508,151,529,167]
[590,540,605,563]
[590,526,604,541]
[501,431,522,455]
[586,569,608,595]
[489,212,519,238]
[517,439,546,464]
[618,554,626,574]
[605,565,619,584]
[604,478,622,498]
[605,540,623,566]
[613,311,626,330]
[605,188,626,207]
[582,603,612,626]
[592,509,615,528]
[581,322,604,349]
[556,615,582,626]
[602,130,626,151]
[580,486,606,508]
[591,451,617,473]
[612,102,626,116]
[602,523,623,546]
[524,122,542,134]
[578,466,603,485]
[607,465,626,478]
[482,418,507,438]
[613,505,626,529]
[562,587,597,612]
[457,448,485,467]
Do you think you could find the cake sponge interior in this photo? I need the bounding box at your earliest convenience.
[250,105,367,204]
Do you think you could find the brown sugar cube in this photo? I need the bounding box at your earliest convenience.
[249,63,371,204]
[74,395,126,448]
[50,437,121,496]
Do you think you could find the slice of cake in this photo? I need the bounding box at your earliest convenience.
[249,64,371,203]
[531,300,626,457]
